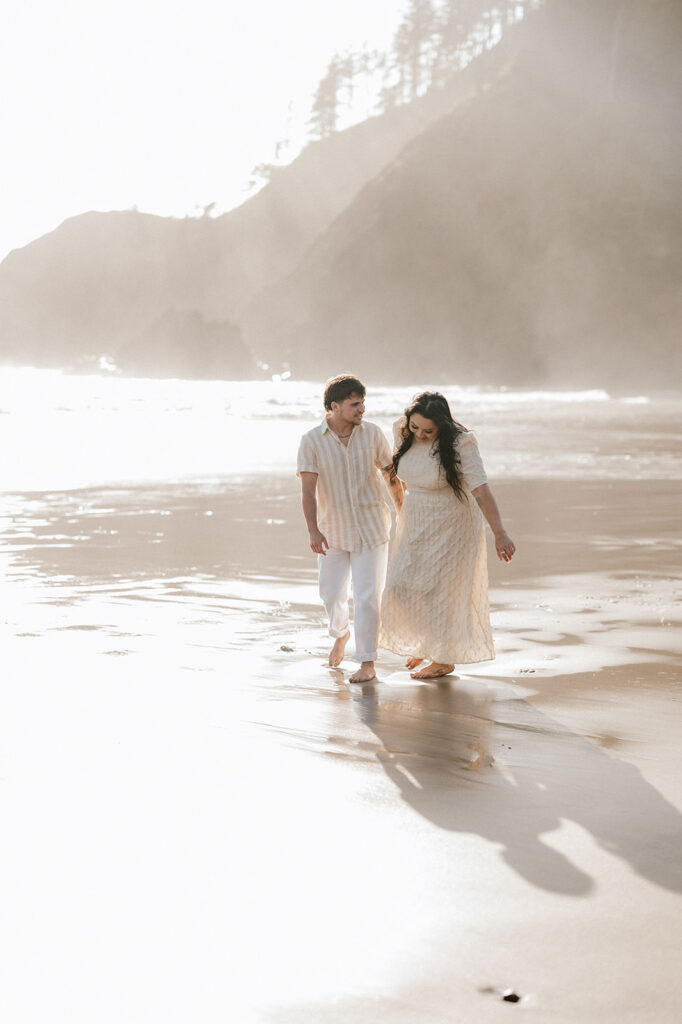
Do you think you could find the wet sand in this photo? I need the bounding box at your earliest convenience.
[1,476,681,1022]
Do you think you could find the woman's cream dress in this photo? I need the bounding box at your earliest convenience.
[379,426,494,665]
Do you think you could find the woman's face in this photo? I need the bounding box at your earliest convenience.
[409,413,439,442]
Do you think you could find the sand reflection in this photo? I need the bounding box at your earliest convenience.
[351,676,682,896]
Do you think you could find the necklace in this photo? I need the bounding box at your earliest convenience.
[327,416,354,439]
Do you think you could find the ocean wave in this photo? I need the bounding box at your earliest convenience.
[1,368,678,492]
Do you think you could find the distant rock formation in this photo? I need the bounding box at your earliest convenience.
[0,0,680,388]
[0,87,455,371]
[244,0,682,387]
[115,309,254,380]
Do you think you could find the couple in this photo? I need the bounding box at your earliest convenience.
[297,374,515,683]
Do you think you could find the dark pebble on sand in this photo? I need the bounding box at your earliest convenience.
[502,990,521,1003]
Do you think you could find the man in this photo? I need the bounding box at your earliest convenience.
[297,374,403,682]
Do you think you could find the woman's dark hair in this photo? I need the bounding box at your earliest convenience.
[392,392,466,500]
[323,374,366,411]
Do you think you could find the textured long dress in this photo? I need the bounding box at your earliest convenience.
[379,427,495,665]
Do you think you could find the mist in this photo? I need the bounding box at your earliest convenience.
[1,0,679,389]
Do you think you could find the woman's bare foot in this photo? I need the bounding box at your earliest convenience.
[405,657,424,670]
[349,661,376,683]
[410,661,455,679]
[329,631,350,667]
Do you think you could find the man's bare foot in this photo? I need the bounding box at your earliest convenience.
[410,661,455,679]
[329,631,350,667]
[349,661,376,683]
[405,657,424,670]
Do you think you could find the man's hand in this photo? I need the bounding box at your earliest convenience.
[300,472,326,553]
[309,529,329,555]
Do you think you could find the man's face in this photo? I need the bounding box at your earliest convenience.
[334,393,365,425]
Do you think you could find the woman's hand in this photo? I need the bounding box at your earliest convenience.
[495,531,516,563]
[471,484,516,562]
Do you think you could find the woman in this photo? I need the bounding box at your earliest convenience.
[379,392,515,679]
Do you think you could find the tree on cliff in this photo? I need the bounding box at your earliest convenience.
[309,55,344,138]
[310,1,536,128]
[393,0,438,102]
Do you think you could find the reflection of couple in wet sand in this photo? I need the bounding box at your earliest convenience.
[297,373,516,683]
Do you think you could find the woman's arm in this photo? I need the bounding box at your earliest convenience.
[471,483,516,562]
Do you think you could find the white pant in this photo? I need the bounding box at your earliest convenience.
[318,543,389,663]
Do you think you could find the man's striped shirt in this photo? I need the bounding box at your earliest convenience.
[297,419,393,552]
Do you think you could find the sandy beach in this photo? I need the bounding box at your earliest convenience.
[1,465,681,1023]
[1,0,681,1014]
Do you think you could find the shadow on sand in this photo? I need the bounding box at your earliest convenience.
[350,675,682,897]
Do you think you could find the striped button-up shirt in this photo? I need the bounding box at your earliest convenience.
[297,419,393,552]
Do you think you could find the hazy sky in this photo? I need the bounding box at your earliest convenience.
[1,0,406,260]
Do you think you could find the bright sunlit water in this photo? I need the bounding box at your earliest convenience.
[1,368,679,491]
